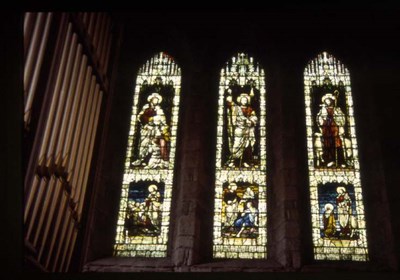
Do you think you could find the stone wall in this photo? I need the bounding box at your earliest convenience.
[80,10,399,273]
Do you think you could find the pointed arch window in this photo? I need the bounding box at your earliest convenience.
[304,52,368,261]
[114,52,181,257]
[213,53,267,259]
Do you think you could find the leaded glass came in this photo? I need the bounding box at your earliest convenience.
[114,52,181,257]
[213,53,267,259]
[304,52,368,261]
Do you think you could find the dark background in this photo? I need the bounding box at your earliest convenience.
[3,3,400,278]
[108,6,400,270]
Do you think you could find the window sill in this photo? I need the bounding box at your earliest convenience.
[83,257,284,272]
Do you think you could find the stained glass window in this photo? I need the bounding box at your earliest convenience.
[304,52,368,261]
[114,52,181,257]
[213,53,267,259]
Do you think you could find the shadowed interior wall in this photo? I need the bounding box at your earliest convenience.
[21,9,400,273]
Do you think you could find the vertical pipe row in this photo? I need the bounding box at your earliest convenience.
[54,43,83,157]
[53,196,73,271]
[36,177,62,259]
[45,33,78,158]
[60,216,76,271]
[24,12,44,100]
[77,87,102,217]
[25,22,72,241]
[24,12,116,271]
[31,175,56,247]
[83,12,113,78]
[36,23,72,159]
[58,66,94,271]
[24,175,39,223]
[25,13,53,125]
[24,13,53,126]
[43,182,68,270]
[24,12,36,54]
[34,33,80,262]
[25,176,47,240]
[48,74,97,271]
[51,55,89,271]
[66,68,93,185]
[62,80,97,271]
[63,55,89,172]
[71,80,97,207]
[32,32,78,255]
[65,88,102,272]
[39,43,84,268]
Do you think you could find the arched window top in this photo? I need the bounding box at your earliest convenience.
[213,53,267,259]
[304,51,368,261]
[304,51,349,77]
[220,52,265,86]
[137,52,181,78]
[114,51,182,258]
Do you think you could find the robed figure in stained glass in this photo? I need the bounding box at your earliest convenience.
[221,182,260,239]
[124,183,163,237]
[223,182,241,226]
[315,91,347,168]
[226,93,258,168]
[322,203,336,238]
[336,186,357,238]
[132,92,170,169]
[234,201,259,237]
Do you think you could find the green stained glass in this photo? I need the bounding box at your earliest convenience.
[213,53,267,259]
[114,52,181,257]
[304,52,368,261]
